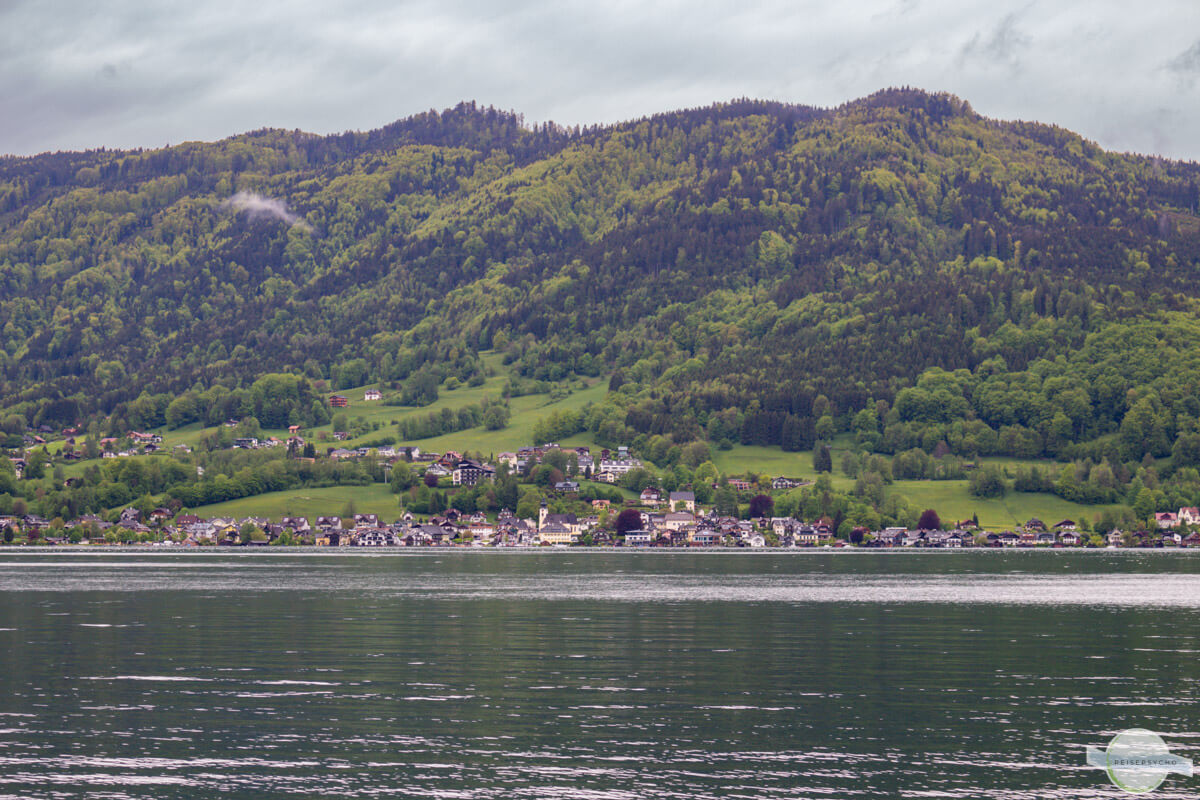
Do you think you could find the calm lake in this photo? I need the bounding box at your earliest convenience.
[2,549,1200,798]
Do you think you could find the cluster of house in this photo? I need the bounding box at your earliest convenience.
[493,444,637,483]
[329,389,381,407]
[0,502,828,548]
[871,514,1200,548]
[297,442,652,486]
[18,413,1200,549]
[7,429,162,472]
[1154,508,1200,528]
[95,431,167,458]
[6,500,1196,549]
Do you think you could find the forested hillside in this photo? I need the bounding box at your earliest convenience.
[3,88,1200,477]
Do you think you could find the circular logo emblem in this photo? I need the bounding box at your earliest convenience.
[1105,729,1172,794]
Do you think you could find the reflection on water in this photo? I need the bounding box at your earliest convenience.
[1,551,1199,798]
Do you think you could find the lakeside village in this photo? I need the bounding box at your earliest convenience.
[5,406,1200,549]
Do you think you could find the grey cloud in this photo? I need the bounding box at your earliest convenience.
[983,13,1030,62]
[220,192,311,231]
[0,0,1198,160]
[1168,40,1200,72]
[959,12,1031,70]
[1167,40,1200,88]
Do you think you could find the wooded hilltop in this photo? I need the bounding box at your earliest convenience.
[4,87,1200,526]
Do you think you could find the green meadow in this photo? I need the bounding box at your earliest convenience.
[711,440,1118,530]
[394,379,608,456]
[887,480,1120,530]
[712,443,855,491]
[153,361,608,458]
[187,477,638,522]
[190,484,401,521]
[91,360,1131,530]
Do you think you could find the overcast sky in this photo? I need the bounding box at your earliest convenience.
[2,0,1198,161]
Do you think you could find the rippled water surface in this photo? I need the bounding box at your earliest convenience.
[2,549,1200,798]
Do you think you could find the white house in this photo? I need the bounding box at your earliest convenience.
[597,458,643,480]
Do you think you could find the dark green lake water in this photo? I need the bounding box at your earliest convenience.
[2,550,1200,798]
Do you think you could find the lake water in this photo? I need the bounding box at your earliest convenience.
[2,549,1200,798]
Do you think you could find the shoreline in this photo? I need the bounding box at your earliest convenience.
[2,545,1197,555]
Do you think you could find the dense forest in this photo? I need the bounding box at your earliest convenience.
[3,88,1200,490]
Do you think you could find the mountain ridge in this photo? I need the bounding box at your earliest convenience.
[2,87,1200,470]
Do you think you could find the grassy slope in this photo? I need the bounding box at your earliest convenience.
[81,358,1125,528]
[713,440,1117,530]
[184,470,1118,529]
[405,380,608,455]
[153,353,608,456]
[712,444,854,491]
[890,480,1119,529]
[190,484,400,521]
[182,372,612,521]
[154,376,511,451]
[188,477,638,523]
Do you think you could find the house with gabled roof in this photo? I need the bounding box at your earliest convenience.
[874,528,905,547]
[538,522,576,545]
[795,525,820,546]
[597,458,642,482]
[452,459,495,486]
[354,528,395,546]
[315,529,345,546]
[668,491,695,513]
[538,505,581,534]
[662,511,694,532]
[282,516,311,533]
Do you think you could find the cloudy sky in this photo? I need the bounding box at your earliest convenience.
[2,0,1198,160]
